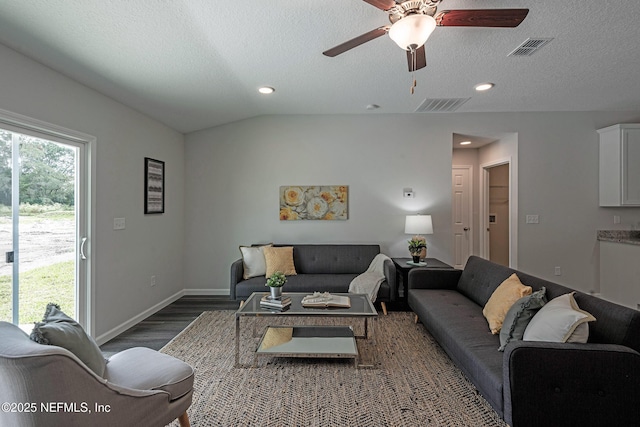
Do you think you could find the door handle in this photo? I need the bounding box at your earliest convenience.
[80,237,88,260]
[463,227,470,231]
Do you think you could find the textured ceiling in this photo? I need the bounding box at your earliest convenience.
[0,0,639,133]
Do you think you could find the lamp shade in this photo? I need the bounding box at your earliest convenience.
[388,14,437,50]
[405,214,433,235]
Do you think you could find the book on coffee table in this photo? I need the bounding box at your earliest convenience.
[260,295,291,309]
[301,292,351,308]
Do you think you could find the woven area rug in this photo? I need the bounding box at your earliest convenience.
[162,311,506,427]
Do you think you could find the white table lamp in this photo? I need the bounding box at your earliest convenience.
[405,214,433,235]
[405,214,433,261]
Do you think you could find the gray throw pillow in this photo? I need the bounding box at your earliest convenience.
[498,287,547,351]
[30,303,106,377]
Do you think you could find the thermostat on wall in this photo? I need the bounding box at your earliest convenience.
[403,188,414,198]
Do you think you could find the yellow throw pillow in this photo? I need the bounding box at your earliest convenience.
[483,273,532,334]
[263,246,297,277]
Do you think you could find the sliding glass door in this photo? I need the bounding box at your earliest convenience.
[0,125,87,327]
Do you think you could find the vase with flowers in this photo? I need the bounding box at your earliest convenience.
[408,236,427,263]
[265,271,287,300]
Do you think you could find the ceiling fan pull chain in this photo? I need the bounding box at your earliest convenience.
[410,47,417,95]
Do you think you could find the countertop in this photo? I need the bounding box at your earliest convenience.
[597,230,640,246]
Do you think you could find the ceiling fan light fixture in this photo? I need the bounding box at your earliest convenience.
[388,14,436,50]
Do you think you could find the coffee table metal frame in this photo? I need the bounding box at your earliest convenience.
[235,292,378,368]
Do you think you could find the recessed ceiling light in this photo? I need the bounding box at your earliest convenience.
[474,83,495,92]
[258,86,275,94]
[460,141,472,146]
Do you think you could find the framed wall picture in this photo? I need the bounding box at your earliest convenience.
[279,186,348,220]
[144,157,165,214]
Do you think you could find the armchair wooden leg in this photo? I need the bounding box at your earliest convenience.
[380,302,388,315]
[178,411,190,427]
[414,313,419,324]
[239,300,244,308]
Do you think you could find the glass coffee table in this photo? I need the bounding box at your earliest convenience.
[235,292,377,368]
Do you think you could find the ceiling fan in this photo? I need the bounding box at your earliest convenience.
[323,0,529,72]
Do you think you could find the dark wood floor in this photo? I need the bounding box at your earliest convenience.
[99,295,406,357]
[99,296,239,357]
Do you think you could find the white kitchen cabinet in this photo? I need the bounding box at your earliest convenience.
[599,124,640,206]
[599,240,640,310]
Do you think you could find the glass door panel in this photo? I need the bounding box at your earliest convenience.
[0,131,13,323]
[0,128,78,325]
[18,134,77,324]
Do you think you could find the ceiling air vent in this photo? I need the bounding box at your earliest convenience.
[415,98,470,113]
[508,38,553,57]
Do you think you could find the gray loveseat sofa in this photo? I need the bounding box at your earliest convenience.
[230,244,396,312]
[408,255,640,427]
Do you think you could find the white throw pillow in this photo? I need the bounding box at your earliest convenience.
[240,244,272,279]
[523,292,595,343]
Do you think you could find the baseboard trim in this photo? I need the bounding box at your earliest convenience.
[183,288,229,296]
[96,290,185,345]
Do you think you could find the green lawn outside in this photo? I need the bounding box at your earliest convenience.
[0,260,75,324]
[0,202,73,215]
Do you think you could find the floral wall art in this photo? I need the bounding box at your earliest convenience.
[279,186,348,221]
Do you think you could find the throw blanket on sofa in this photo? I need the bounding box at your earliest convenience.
[348,253,390,302]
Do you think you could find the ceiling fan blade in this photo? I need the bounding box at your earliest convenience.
[436,9,529,27]
[323,26,390,57]
[362,0,396,11]
[407,46,426,72]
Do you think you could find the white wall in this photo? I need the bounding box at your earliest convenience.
[0,43,185,340]
[184,114,454,293]
[185,112,640,296]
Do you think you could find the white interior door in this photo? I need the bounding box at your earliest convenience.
[452,166,472,269]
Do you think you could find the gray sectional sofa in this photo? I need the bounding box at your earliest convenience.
[408,256,640,427]
[230,244,396,311]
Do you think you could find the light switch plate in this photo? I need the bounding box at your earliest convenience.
[113,217,126,230]
[525,215,539,224]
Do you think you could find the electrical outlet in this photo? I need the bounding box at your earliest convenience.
[554,266,562,276]
[526,215,539,224]
[151,275,156,287]
[113,217,126,230]
[614,215,621,224]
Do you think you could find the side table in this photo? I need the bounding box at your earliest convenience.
[391,257,454,302]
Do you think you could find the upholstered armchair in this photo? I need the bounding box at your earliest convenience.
[0,321,194,427]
